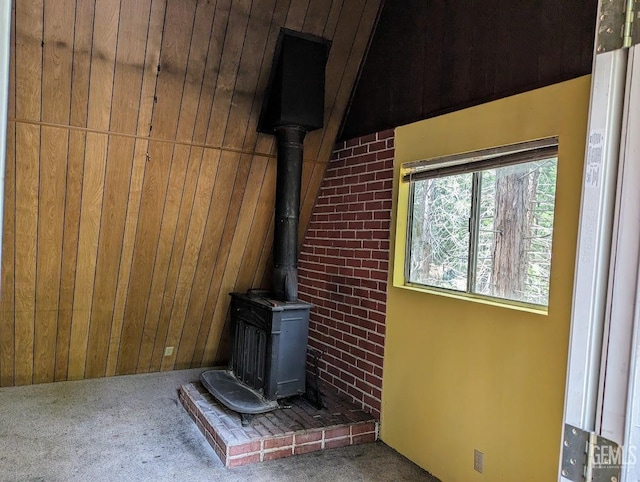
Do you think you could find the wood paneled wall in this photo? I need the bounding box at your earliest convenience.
[1,0,381,386]
[341,0,597,140]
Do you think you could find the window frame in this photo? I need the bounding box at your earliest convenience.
[401,138,559,309]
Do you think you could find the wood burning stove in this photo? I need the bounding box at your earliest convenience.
[200,29,330,415]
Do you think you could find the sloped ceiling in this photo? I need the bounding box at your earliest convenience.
[0,0,381,386]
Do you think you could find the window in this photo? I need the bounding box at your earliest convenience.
[403,138,558,307]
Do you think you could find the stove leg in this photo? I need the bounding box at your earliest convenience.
[240,413,254,427]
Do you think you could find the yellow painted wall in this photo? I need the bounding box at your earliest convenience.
[382,76,591,481]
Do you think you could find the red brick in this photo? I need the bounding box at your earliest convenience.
[325,437,351,449]
[228,454,261,468]
[294,441,323,455]
[353,432,377,444]
[295,431,323,444]
[263,447,293,461]
[228,441,261,456]
[263,435,294,449]
[325,426,350,440]
[352,422,376,435]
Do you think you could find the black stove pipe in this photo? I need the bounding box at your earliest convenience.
[272,125,306,302]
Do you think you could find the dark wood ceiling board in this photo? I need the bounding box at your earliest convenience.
[341,0,597,140]
[41,0,75,125]
[189,152,253,367]
[537,0,563,85]
[160,149,239,371]
[205,0,252,148]
[466,0,497,104]
[0,131,16,386]
[175,0,217,144]
[104,0,167,378]
[55,129,86,382]
[67,132,108,380]
[141,146,206,372]
[154,147,222,371]
[33,126,68,384]
[420,0,444,116]
[198,154,270,366]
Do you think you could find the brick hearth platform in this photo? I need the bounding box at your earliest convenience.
[179,381,379,468]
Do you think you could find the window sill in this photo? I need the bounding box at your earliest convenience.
[393,281,549,316]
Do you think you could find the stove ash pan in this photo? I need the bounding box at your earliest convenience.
[229,291,311,401]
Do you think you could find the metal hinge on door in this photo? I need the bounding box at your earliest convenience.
[597,0,639,52]
[561,424,622,482]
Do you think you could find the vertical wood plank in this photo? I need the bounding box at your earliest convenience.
[86,0,121,131]
[105,0,166,377]
[0,3,17,387]
[68,0,96,128]
[14,124,40,385]
[15,0,43,122]
[41,0,75,125]
[84,137,135,378]
[160,150,239,370]
[150,147,220,370]
[13,0,43,385]
[205,0,251,147]
[55,130,85,381]
[174,0,216,144]
[117,141,173,375]
[191,0,231,145]
[1,123,16,387]
[85,0,152,379]
[117,0,198,375]
[56,0,97,381]
[135,144,190,372]
[222,0,277,150]
[34,127,68,383]
[67,132,108,379]
[136,0,218,371]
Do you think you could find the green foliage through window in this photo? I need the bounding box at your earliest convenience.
[407,157,558,306]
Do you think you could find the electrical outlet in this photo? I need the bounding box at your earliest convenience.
[474,449,484,474]
[164,346,174,357]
